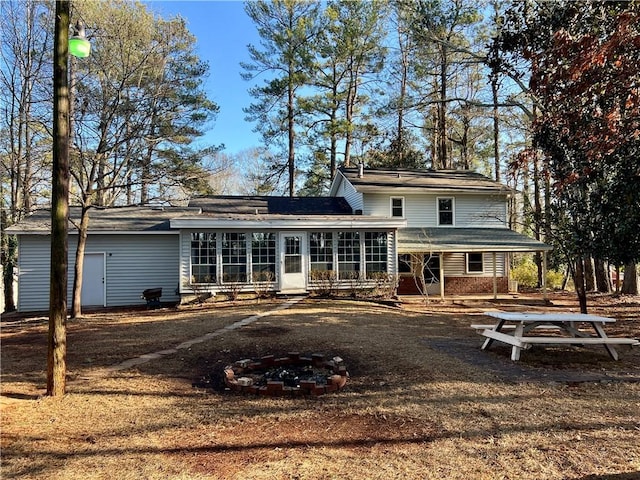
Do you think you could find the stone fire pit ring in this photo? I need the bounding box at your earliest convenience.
[224,352,348,396]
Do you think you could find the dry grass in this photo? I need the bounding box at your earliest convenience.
[2,293,640,479]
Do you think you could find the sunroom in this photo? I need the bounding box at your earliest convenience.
[171,197,406,298]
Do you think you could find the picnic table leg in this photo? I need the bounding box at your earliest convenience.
[591,322,619,360]
[510,322,525,361]
[481,319,506,350]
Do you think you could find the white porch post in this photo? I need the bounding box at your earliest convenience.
[542,250,548,301]
[492,252,497,300]
[439,252,445,300]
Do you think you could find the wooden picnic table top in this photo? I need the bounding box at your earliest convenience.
[483,311,616,323]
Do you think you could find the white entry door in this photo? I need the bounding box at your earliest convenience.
[279,233,306,292]
[82,252,105,306]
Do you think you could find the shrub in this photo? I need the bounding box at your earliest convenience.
[512,255,565,290]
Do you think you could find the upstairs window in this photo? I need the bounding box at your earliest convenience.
[466,253,484,273]
[438,197,454,225]
[391,197,404,218]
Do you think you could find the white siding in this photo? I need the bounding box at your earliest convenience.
[444,252,506,276]
[363,192,506,228]
[16,234,180,312]
[339,179,363,212]
[454,194,507,227]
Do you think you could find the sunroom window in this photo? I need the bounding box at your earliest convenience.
[251,232,276,282]
[222,232,247,282]
[310,232,333,273]
[364,232,387,278]
[191,232,216,284]
[337,231,360,279]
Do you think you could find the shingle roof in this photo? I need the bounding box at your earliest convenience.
[339,167,512,194]
[188,196,354,215]
[5,206,199,233]
[397,227,552,252]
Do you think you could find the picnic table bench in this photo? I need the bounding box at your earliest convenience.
[472,311,639,361]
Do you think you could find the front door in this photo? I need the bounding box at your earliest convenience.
[82,252,105,306]
[279,233,306,292]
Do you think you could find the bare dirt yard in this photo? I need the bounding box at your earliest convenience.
[1,293,639,479]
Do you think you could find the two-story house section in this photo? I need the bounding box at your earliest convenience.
[329,166,552,299]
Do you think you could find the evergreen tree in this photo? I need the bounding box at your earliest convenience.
[242,0,321,196]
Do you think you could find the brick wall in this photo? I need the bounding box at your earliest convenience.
[398,275,508,295]
[444,276,508,294]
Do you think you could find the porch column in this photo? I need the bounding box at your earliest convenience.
[492,252,497,300]
[542,250,548,301]
[439,252,445,300]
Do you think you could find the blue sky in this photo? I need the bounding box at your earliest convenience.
[145,1,263,154]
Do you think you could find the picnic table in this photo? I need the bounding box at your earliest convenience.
[472,311,639,361]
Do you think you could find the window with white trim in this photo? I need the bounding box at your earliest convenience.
[364,232,387,278]
[251,232,276,282]
[337,231,360,279]
[190,232,216,284]
[391,197,404,218]
[466,252,484,273]
[438,197,454,225]
[310,232,333,273]
[222,232,247,282]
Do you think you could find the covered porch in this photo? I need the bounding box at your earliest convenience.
[397,227,553,300]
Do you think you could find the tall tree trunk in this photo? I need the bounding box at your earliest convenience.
[438,48,448,169]
[1,212,17,312]
[71,206,91,318]
[594,258,611,293]
[621,262,638,295]
[491,72,500,182]
[573,256,588,314]
[584,257,595,292]
[533,149,543,287]
[48,0,70,397]
[287,76,295,197]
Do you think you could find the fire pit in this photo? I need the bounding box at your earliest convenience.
[224,352,348,396]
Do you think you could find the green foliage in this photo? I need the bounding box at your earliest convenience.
[511,256,564,290]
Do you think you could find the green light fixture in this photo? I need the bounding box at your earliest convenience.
[69,21,90,58]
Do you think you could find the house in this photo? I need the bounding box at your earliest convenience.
[5,167,551,313]
[331,167,552,297]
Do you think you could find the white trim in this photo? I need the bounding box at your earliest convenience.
[279,232,307,292]
[171,217,406,229]
[436,196,455,226]
[390,196,405,218]
[10,231,179,236]
[466,252,484,274]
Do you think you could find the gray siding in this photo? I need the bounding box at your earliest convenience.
[16,233,180,312]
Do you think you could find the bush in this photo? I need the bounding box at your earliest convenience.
[512,256,564,290]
